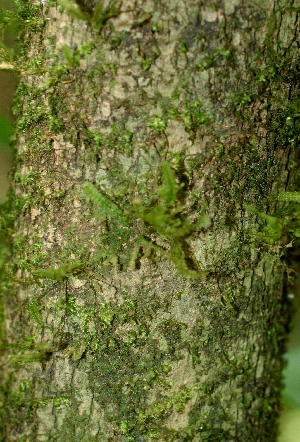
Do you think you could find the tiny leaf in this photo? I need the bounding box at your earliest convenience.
[82,182,131,227]
[159,161,179,206]
[32,262,84,281]
[27,301,43,325]
[244,204,282,232]
[277,192,300,203]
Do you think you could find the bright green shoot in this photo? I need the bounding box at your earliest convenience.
[82,162,209,278]
[82,182,132,227]
[159,161,181,206]
[244,204,282,233]
[277,192,300,202]
[127,161,209,240]
[31,261,84,281]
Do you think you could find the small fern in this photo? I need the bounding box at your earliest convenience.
[277,191,300,203]
[159,161,181,206]
[27,301,43,325]
[82,162,209,278]
[245,192,300,243]
[126,161,208,238]
[31,261,84,281]
[82,182,132,227]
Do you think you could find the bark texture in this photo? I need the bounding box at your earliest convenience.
[1,0,300,441]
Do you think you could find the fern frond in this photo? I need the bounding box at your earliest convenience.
[27,301,43,325]
[31,262,84,281]
[244,204,282,233]
[168,242,207,279]
[159,161,180,206]
[82,182,131,227]
[277,192,300,203]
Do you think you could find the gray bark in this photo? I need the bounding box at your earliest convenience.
[1,0,299,441]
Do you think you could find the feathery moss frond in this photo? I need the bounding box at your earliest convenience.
[31,261,84,281]
[82,182,132,227]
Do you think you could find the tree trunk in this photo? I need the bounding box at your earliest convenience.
[1,0,299,441]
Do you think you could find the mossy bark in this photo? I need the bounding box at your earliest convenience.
[1,0,300,441]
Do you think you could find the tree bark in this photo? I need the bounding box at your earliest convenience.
[1,0,299,441]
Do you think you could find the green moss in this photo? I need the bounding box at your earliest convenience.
[148,116,166,133]
[82,182,132,227]
[80,161,209,277]
[87,123,133,154]
[58,0,121,31]
[195,47,234,72]
[1,2,298,440]
[31,261,85,281]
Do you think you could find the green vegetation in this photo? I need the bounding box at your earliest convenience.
[58,0,122,30]
[82,161,209,278]
[31,261,85,281]
[82,182,132,227]
[245,192,300,243]
[0,1,300,441]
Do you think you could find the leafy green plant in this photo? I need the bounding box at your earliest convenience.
[148,117,166,133]
[82,182,132,227]
[82,161,209,278]
[31,261,85,281]
[245,192,300,243]
[58,0,122,30]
